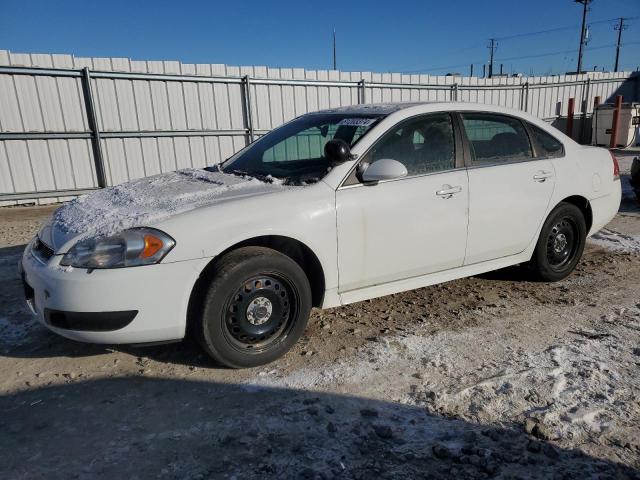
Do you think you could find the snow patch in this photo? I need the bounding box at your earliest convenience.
[588,228,640,254]
[247,304,640,447]
[52,169,287,238]
[245,332,448,391]
[0,315,40,348]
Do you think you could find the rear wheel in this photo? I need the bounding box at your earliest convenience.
[196,247,311,368]
[529,202,586,282]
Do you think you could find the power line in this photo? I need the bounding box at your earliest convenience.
[589,15,639,25]
[402,60,485,74]
[398,12,640,75]
[401,41,638,75]
[493,15,639,43]
[495,42,618,63]
[495,25,578,41]
[393,42,486,72]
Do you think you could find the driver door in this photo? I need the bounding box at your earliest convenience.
[336,113,469,294]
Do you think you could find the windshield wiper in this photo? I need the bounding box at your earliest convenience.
[225,168,254,178]
[224,168,281,184]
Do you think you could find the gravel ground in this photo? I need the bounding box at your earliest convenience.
[1,156,639,479]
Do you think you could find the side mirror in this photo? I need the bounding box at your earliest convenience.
[361,159,408,183]
[324,139,352,165]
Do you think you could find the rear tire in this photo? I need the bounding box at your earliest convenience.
[196,246,312,368]
[529,202,586,282]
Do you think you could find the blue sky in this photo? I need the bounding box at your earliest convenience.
[1,0,639,75]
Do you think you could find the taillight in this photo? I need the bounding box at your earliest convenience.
[610,151,620,178]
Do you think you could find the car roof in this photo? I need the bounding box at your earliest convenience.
[315,101,529,117]
[315,102,427,115]
[315,102,558,132]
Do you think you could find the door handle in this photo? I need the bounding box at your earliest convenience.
[436,185,462,198]
[533,171,553,182]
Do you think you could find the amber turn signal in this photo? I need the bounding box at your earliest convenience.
[141,234,164,258]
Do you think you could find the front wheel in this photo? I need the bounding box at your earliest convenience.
[529,202,586,282]
[196,247,312,368]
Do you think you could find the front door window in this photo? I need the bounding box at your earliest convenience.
[363,113,456,176]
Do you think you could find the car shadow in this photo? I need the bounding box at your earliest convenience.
[474,264,536,282]
[620,173,640,215]
[1,377,637,479]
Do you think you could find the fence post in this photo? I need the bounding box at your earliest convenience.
[451,83,459,101]
[579,78,591,144]
[566,98,575,138]
[358,79,366,104]
[80,67,107,188]
[241,75,254,143]
[609,95,623,148]
[523,82,530,112]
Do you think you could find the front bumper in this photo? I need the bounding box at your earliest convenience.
[21,240,209,344]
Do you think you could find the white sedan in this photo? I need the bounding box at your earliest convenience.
[21,102,621,367]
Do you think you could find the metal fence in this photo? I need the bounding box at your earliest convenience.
[1,50,638,205]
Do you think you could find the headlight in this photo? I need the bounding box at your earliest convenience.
[60,228,175,269]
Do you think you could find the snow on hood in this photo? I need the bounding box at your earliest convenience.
[40,169,286,251]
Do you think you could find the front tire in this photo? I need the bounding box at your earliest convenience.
[196,247,312,368]
[529,202,586,282]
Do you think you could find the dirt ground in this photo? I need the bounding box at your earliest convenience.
[1,156,639,479]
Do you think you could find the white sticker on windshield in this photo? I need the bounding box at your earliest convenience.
[337,118,377,127]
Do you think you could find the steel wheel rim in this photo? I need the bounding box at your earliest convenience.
[222,273,299,354]
[546,216,578,270]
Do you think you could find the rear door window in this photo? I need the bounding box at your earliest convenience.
[461,113,533,166]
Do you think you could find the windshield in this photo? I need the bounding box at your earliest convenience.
[218,113,384,184]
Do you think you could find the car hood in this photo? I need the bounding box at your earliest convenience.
[39,169,287,253]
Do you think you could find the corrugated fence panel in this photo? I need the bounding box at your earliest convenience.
[0,73,23,131]
[0,49,638,205]
[132,80,156,131]
[166,81,188,130]
[69,139,98,189]
[5,141,35,193]
[0,53,95,205]
[14,74,45,131]
[95,78,122,131]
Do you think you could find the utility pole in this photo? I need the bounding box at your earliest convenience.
[614,17,627,72]
[575,0,592,74]
[487,38,497,78]
[332,29,337,70]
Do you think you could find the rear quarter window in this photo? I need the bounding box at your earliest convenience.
[528,123,564,158]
